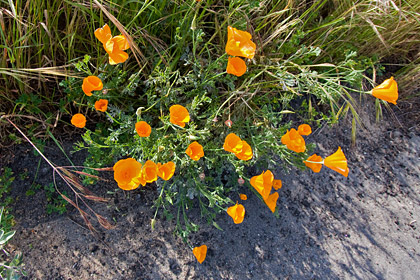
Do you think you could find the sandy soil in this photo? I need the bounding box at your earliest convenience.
[2,103,420,280]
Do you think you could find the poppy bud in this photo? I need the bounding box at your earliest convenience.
[238,177,245,185]
[225,119,233,127]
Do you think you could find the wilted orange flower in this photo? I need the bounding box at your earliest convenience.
[135,121,152,137]
[239,194,247,200]
[169,104,190,127]
[82,76,103,96]
[71,113,86,128]
[281,128,306,153]
[113,158,142,190]
[225,26,256,59]
[226,57,247,77]
[157,162,176,181]
[324,147,349,177]
[94,99,108,112]
[94,24,112,44]
[304,154,323,173]
[234,140,253,161]
[185,141,204,161]
[298,124,312,136]
[250,170,273,200]
[273,179,282,190]
[264,192,279,213]
[193,245,207,264]
[372,76,398,105]
[227,202,245,224]
[223,133,243,154]
[104,35,130,65]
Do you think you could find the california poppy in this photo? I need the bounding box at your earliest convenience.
[239,194,247,200]
[94,99,108,112]
[234,140,253,161]
[223,133,243,154]
[323,147,349,177]
[185,141,204,161]
[113,158,142,190]
[227,202,245,224]
[71,113,86,128]
[226,57,247,77]
[94,24,112,44]
[250,170,273,200]
[82,76,103,96]
[157,162,176,181]
[141,160,158,184]
[264,192,279,213]
[225,26,256,59]
[304,154,323,173]
[273,179,282,190]
[103,35,130,65]
[135,121,152,137]
[372,76,398,105]
[281,128,306,153]
[169,104,190,127]
[193,245,207,264]
[297,124,312,136]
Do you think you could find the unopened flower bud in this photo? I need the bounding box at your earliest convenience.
[188,135,199,141]
[238,177,245,185]
[151,218,156,231]
[225,119,233,128]
[213,117,218,122]
[199,173,205,181]
[158,146,165,152]
[136,107,145,117]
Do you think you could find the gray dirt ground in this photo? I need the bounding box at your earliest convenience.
[2,103,420,280]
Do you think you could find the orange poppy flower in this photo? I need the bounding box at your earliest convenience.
[323,147,349,177]
[157,162,176,181]
[281,128,306,153]
[239,194,247,200]
[227,202,245,224]
[94,99,108,112]
[185,141,204,161]
[264,192,279,213]
[113,158,142,190]
[223,133,243,154]
[250,170,273,200]
[273,179,282,190]
[103,35,130,65]
[225,26,256,59]
[372,76,398,105]
[226,57,247,77]
[297,124,312,136]
[304,154,323,173]
[234,140,253,161]
[169,104,190,127]
[71,113,86,128]
[141,160,158,185]
[94,24,112,44]
[82,76,103,96]
[135,121,152,137]
[193,245,207,264]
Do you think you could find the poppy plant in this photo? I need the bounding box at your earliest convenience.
[169,104,190,127]
[113,158,142,190]
[226,57,247,77]
[94,99,108,112]
[82,76,103,96]
[281,128,306,153]
[223,133,243,154]
[372,76,398,105]
[264,192,279,213]
[304,154,323,173]
[157,162,176,181]
[193,245,207,264]
[250,170,274,200]
[71,113,86,128]
[135,121,152,137]
[225,26,256,59]
[297,124,312,136]
[323,147,349,177]
[234,140,253,161]
[185,141,204,161]
[227,202,245,224]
